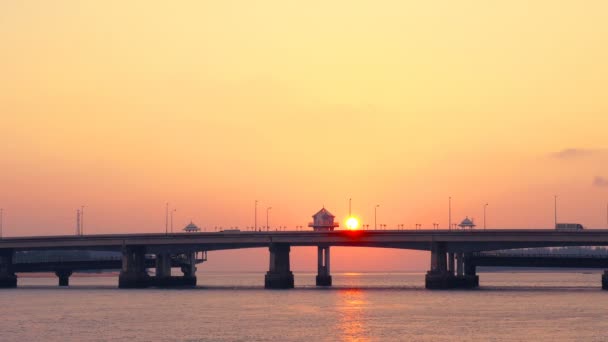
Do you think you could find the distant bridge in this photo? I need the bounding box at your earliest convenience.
[1,229,608,289]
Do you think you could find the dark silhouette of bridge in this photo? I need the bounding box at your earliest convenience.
[1,229,608,289]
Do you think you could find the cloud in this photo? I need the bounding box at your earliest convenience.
[552,148,608,159]
[593,176,608,187]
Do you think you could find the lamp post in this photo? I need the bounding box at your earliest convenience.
[554,195,558,228]
[165,203,169,234]
[484,203,488,230]
[266,207,272,231]
[448,196,452,231]
[171,208,176,233]
[255,200,258,231]
[374,205,379,230]
[0,208,3,238]
[80,206,85,236]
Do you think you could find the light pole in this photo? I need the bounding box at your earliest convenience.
[448,196,452,231]
[349,198,352,216]
[266,207,272,231]
[165,203,169,234]
[484,203,488,230]
[374,205,379,230]
[171,208,176,233]
[80,206,85,236]
[554,195,558,228]
[255,200,258,231]
[0,208,3,238]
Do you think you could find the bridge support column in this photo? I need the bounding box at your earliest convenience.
[448,252,455,276]
[425,242,453,289]
[0,249,17,288]
[463,254,479,288]
[155,253,171,278]
[56,270,73,287]
[149,252,197,287]
[118,246,149,289]
[179,252,197,287]
[265,244,294,289]
[426,245,477,289]
[456,253,464,276]
[316,246,332,286]
[602,271,608,290]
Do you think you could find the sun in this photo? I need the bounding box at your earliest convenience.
[345,216,360,230]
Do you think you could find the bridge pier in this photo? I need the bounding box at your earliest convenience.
[463,253,479,288]
[148,252,197,287]
[425,242,453,289]
[448,252,455,276]
[426,245,478,289]
[178,252,197,287]
[265,244,294,289]
[118,246,149,288]
[56,270,73,287]
[603,271,608,290]
[316,246,332,286]
[0,249,17,288]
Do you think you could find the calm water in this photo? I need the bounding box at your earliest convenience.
[1,272,607,341]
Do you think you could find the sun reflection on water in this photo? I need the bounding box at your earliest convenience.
[337,288,370,342]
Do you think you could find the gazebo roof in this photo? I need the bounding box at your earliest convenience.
[312,207,335,219]
[183,221,200,232]
[458,217,476,227]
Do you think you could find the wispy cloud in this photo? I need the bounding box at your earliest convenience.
[552,148,608,159]
[593,176,608,187]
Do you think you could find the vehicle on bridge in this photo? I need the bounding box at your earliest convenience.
[555,223,584,231]
[219,229,240,233]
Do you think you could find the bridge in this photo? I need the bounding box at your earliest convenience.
[1,229,608,289]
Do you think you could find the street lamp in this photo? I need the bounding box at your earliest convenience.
[80,205,85,236]
[484,203,488,230]
[255,200,258,232]
[374,205,380,230]
[266,207,272,231]
[171,208,176,233]
[554,195,558,228]
[165,203,169,235]
[448,196,452,231]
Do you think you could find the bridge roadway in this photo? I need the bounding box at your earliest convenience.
[2,229,608,289]
[2,229,608,252]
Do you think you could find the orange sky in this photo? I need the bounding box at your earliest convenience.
[1,1,607,271]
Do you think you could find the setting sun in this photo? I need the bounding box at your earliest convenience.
[346,217,360,230]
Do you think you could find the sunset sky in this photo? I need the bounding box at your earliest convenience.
[1,1,607,271]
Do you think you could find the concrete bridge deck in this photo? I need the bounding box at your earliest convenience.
[2,229,608,253]
[2,229,608,289]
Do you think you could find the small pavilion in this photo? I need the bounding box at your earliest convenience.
[308,207,339,231]
[458,217,476,230]
[183,221,201,233]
